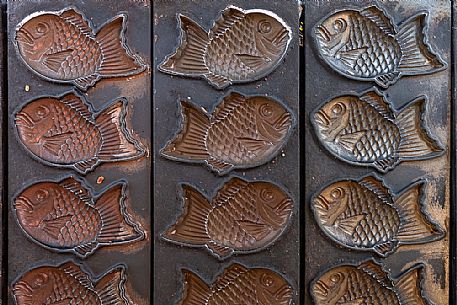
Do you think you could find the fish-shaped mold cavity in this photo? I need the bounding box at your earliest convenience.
[311,260,433,305]
[163,177,294,260]
[158,6,292,89]
[311,175,444,257]
[13,261,133,305]
[312,5,446,88]
[161,91,295,175]
[14,91,145,174]
[311,87,444,172]
[14,7,146,90]
[177,263,293,305]
[13,176,145,258]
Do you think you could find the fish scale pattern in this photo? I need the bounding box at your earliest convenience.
[344,14,400,78]
[209,272,258,305]
[337,269,400,305]
[207,184,260,249]
[206,102,261,164]
[44,187,101,248]
[45,271,100,305]
[205,16,262,80]
[48,103,101,163]
[51,19,102,79]
[340,100,400,162]
[339,184,399,248]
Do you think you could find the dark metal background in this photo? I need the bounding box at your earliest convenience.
[6,1,151,304]
[153,1,300,304]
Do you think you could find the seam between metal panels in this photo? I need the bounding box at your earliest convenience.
[450,1,456,305]
[299,2,305,305]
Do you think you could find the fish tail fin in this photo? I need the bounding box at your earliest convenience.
[396,13,446,74]
[394,181,444,244]
[158,15,209,75]
[160,101,210,161]
[96,14,147,77]
[178,269,211,305]
[96,99,145,162]
[163,184,212,245]
[396,97,444,160]
[394,264,430,305]
[96,265,131,305]
[95,182,145,245]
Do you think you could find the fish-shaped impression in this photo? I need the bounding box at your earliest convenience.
[163,177,293,259]
[158,6,292,89]
[14,176,145,258]
[312,175,444,257]
[177,263,293,305]
[13,261,133,305]
[14,91,145,174]
[311,88,444,172]
[313,5,446,88]
[14,7,146,90]
[311,260,433,305]
[161,92,294,175]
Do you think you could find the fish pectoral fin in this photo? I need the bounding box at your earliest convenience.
[207,158,234,175]
[214,264,248,291]
[373,240,399,257]
[205,73,231,89]
[42,132,73,156]
[59,262,93,289]
[74,241,99,258]
[375,71,400,88]
[337,131,365,151]
[336,215,364,235]
[42,50,73,73]
[237,137,271,154]
[337,48,366,69]
[235,54,269,70]
[74,74,101,90]
[73,158,100,175]
[237,220,272,240]
[49,298,73,305]
[42,216,73,239]
[373,156,399,173]
[207,242,234,259]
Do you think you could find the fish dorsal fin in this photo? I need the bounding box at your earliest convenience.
[359,90,394,120]
[360,6,395,36]
[213,177,249,207]
[60,8,94,37]
[59,177,93,205]
[210,6,245,38]
[358,260,392,287]
[359,176,393,205]
[60,262,94,289]
[211,92,247,122]
[214,264,249,291]
[60,93,94,123]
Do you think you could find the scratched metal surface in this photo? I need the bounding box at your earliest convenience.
[7,1,151,304]
[304,0,450,304]
[153,0,300,304]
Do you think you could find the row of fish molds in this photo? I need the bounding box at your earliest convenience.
[13,175,145,258]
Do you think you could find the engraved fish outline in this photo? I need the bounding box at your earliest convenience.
[12,260,133,305]
[310,259,434,305]
[158,5,293,89]
[310,87,445,172]
[13,6,147,90]
[12,90,146,174]
[160,91,296,175]
[311,5,447,88]
[310,174,445,257]
[161,176,295,260]
[12,175,146,258]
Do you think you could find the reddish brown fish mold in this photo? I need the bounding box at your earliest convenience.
[13,261,133,305]
[312,5,446,88]
[312,175,444,257]
[311,260,433,305]
[159,6,292,89]
[13,176,145,258]
[177,263,293,305]
[14,91,145,174]
[14,7,146,90]
[311,88,444,172]
[161,92,295,175]
[163,177,294,259]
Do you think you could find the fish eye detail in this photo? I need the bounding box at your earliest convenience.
[260,188,275,202]
[331,103,345,116]
[329,273,342,284]
[36,106,50,119]
[258,20,272,34]
[35,22,49,35]
[259,103,274,117]
[35,189,49,202]
[31,273,48,288]
[261,273,275,287]
[330,187,344,199]
[333,18,346,33]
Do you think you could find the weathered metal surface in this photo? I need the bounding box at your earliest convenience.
[305,1,450,305]
[154,0,300,304]
[7,1,150,305]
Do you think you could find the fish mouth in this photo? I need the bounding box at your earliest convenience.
[16,28,35,45]
[313,280,330,299]
[274,284,293,302]
[15,112,36,129]
[14,196,34,213]
[275,198,294,217]
[261,198,293,229]
[314,111,330,128]
[13,281,33,298]
[315,25,331,43]
[258,28,290,58]
[313,195,329,211]
[269,28,290,48]
[272,112,292,131]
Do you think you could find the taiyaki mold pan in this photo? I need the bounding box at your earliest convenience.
[154,0,300,304]
[304,0,450,305]
[7,1,150,305]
